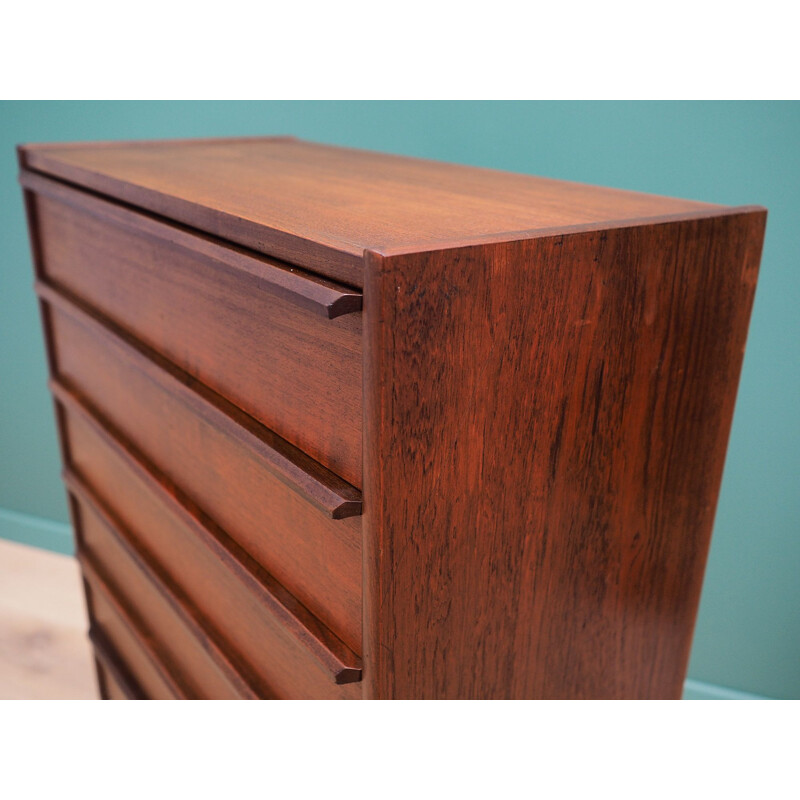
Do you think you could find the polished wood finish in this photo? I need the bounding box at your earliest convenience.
[20,138,766,699]
[41,284,362,520]
[363,211,765,698]
[74,489,255,699]
[85,566,183,699]
[44,297,363,650]
[25,171,362,487]
[93,643,140,700]
[59,404,362,698]
[19,170,363,319]
[19,137,721,286]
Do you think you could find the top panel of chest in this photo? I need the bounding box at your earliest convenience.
[19,136,724,287]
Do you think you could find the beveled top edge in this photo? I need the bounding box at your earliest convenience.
[20,167,363,317]
[366,205,769,259]
[17,134,299,155]
[18,136,734,288]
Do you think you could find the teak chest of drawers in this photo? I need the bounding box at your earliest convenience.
[18,137,766,699]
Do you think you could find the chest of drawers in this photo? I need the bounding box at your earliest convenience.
[19,137,765,699]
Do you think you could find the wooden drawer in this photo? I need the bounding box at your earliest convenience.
[59,402,361,700]
[93,650,139,700]
[43,287,362,651]
[95,663,132,700]
[75,494,252,699]
[85,574,180,700]
[25,172,363,487]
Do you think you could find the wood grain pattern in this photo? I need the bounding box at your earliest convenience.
[92,631,143,700]
[27,180,363,487]
[19,138,721,286]
[363,209,766,699]
[57,398,362,697]
[94,653,139,700]
[39,281,362,518]
[44,298,363,649]
[85,566,183,700]
[19,170,363,318]
[72,484,257,699]
[19,136,767,700]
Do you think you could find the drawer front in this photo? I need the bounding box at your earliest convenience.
[76,494,251,699]
[86,577,180,700]
[94,652,138,700]
[47,299,361,651]
[30,179,363,487]
[61,406,361,700]
[96,662,131,700]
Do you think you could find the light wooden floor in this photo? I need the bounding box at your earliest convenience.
[0,538,98,699]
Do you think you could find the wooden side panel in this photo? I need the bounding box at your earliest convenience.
[20,186,105,698]
[28,184,363,487]
[363,211,766,699]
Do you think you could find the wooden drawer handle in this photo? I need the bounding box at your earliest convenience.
[83,557,188,699]
[67,468,261,699]
[90,627,145,700]
[21,168,362,319]
[37,279,363,519]
[54,386,362,685]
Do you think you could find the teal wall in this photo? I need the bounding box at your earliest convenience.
[1,101,797,698]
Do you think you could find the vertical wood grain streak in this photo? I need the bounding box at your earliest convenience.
[363,212,765,699]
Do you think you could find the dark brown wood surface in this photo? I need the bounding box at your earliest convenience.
[41,283,362,519]
[20,170,363,319]
[59,401,362,698]
[27,175,363,487]
[74,489,256,699]
[19,138,721,286]
[45,300,363,650]
[85,569,183,700]
[363,209,766,699]
[19,137,767,700]
[92,629,146,700]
